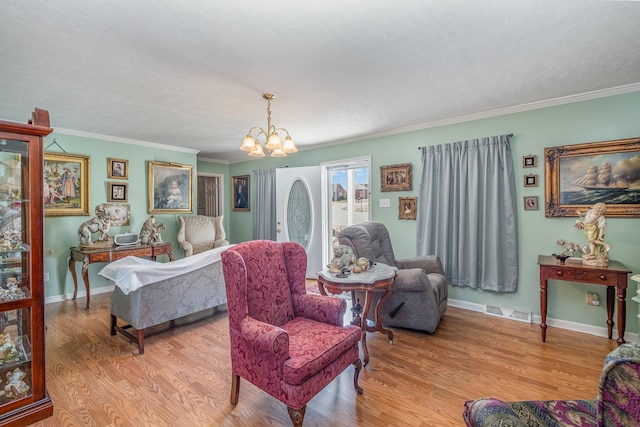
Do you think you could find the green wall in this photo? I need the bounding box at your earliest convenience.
[43,133,198,299]
[43,91,640,338]
[226,91,640,336]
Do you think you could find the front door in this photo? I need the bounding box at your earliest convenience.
[276,166,322,278]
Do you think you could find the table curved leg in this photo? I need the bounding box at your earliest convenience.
[81,257,90,310]
[68,257,78,301]
[366,288,394,343]
[360,290,373,366]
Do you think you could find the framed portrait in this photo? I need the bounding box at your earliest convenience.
[105,203,130,226]
[524,174,538,187]
[380,163,412,192]
[544,137,640,217]
[108,158,128,180]
[232,175,250,211]
[108,182,128,202]
[147,161,193,213]
[44,152,90,216]
[523,155,537,168]
[524,196,539,211]
[398,196,417,220]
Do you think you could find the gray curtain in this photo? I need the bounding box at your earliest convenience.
[253,167,277,240]
[416,134,518,292]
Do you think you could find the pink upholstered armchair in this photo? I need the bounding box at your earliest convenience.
[221,240,363,426]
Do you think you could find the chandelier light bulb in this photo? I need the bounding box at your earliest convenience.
[248,143,265,157]
[270,147,287,157]
[282,136,298,153]
[240,135,256,151]
[266,133,282,151]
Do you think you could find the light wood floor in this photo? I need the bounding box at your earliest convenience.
[31,289,619,427]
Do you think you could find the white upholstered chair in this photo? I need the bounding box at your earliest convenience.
[177,215,229,257]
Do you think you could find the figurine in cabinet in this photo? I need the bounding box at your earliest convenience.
[4,367,29,400]
[0,157,22,200]
[0,232,11,252]
[0,333,17,362]
[78,204,112,247]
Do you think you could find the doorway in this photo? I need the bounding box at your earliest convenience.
[197,173,223,216]
[321,156,371,268]
[276,166,322,278]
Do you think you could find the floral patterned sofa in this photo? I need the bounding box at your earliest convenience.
[463,343,640,427]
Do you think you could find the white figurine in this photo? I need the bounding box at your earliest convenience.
[78,205,112,246]
[140,216,165,245]
[574,202,611,266]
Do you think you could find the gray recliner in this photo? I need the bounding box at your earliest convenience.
[337,222,447,333]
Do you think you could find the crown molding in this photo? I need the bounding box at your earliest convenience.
[53,128,200,154]
[328,82,640,146]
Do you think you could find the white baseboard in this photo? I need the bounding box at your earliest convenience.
[44,284,114,305]
[448,298,639,343]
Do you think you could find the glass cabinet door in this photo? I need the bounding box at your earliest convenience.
[0,139,33,406]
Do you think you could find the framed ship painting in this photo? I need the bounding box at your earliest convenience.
[544,137,640,217]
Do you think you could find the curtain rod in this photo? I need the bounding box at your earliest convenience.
[417,133,514,149]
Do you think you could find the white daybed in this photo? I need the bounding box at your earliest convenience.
[98,245,230,353]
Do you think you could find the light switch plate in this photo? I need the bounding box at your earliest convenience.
[379,198,391,208]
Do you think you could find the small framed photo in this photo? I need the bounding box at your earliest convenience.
[108,158,128,180]
[524,196,539,211]
[105,203,131,226]
[232,175,250,211]
[523,155,537,168]
[524,174,538,187]
[398,196,417,220]
[381,163,412,192]
[108,182,128,202]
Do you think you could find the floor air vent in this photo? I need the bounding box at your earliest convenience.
[484,304,532,324]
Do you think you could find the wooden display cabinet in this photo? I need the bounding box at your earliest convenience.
[0,109,52,426]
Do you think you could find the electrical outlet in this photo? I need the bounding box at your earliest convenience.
[586,292,600,306]
[45,273,49,282]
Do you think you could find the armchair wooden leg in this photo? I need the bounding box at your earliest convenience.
[287,405,306,427]
[230,373,240,406]
[353,358,363,395]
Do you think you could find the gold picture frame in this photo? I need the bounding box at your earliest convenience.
[380,163,412,192]
[232,175,250,211]
[398,196,417,220]
[148,161,193,213]
[108,158,128,180]
[524,174,538,187]
[544,137,640,217]
[108,182,128,202]
[44,152,90,216]
[523,154,537,168]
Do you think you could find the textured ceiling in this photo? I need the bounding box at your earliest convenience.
[1,0,640,163]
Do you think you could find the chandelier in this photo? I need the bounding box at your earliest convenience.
[240,93,297,157]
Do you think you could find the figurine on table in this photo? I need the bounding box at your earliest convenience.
[140,216,165,245]
[574,202,611,266]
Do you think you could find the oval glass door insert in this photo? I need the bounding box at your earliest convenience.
[286,179,311,250]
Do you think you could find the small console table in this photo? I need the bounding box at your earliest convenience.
[69,242,175,309]
[538,255,630,345]
[317,263,397,366]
